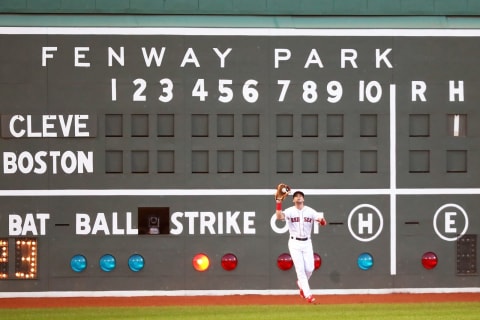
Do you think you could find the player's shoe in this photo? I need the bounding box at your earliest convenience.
[296,281,305,299]
[306,295,316,303]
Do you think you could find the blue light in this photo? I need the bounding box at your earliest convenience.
[70,254,87,273]
[99,254,116,272]
[128,254,145,272]
[357,252,374,270]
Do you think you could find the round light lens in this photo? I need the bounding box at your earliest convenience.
[128,254,145,272]
[277,253,293,271]
[193,253,210,272]
[99,254,116,272]
[70,254,87,273]
[422,252,438,270]
[314,253,322,270]
[221,253,238,271]
[357,252,374,270]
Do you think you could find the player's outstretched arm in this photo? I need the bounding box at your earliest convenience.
[276,200,285,220]
[274,183,290,220]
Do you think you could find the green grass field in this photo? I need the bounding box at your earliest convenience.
[1,302,479,320]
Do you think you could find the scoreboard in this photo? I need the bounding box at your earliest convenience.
[0,27,478,294]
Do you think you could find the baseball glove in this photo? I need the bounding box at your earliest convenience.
[275,183,291,201]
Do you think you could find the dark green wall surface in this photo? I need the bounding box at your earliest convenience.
[1,0,480,15]
[0,0,479,296]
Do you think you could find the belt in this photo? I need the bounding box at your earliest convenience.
[290,236,308,241]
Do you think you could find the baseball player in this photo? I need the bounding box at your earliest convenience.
[275,185,327,303]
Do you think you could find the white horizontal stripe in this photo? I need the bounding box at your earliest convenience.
[1,188,480,196]
[396,188,480,195]
[2,27,480,37]
[0,287,478,298]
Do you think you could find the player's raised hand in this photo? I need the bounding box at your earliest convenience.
[275,183,291,201]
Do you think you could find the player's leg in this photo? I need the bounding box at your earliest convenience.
[303,242,315,280]
[298,242,315,298]
[288,240,308,296]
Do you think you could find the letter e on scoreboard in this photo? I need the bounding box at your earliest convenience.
[433,203,469,241]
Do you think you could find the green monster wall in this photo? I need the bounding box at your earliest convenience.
[0,0,478,297]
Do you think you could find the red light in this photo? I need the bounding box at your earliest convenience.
[221,253,238,271]
[421,252,438,270]
[277,253,293,271]
[192,253,210,272]
[314,253,322,270]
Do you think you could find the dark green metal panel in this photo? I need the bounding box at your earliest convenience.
[1,0,480,15]
[434,0,468,13]
[368,0,401,14]
[3,15,480,29]
[95,0,130,12]
[59,0,96,11]
[27,0,64,11]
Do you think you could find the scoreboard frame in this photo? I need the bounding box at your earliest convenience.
[0,26,479,296]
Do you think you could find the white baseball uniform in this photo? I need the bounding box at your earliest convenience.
[283,205,323,298]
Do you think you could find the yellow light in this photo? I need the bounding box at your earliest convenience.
[13,238,38,279]
[192,253,210,272]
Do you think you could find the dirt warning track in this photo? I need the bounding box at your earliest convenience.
[1,293,479,308]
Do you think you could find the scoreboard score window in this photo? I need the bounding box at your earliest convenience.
[0,238,37,279]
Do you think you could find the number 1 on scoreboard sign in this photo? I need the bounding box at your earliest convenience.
[111,78,117,101]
